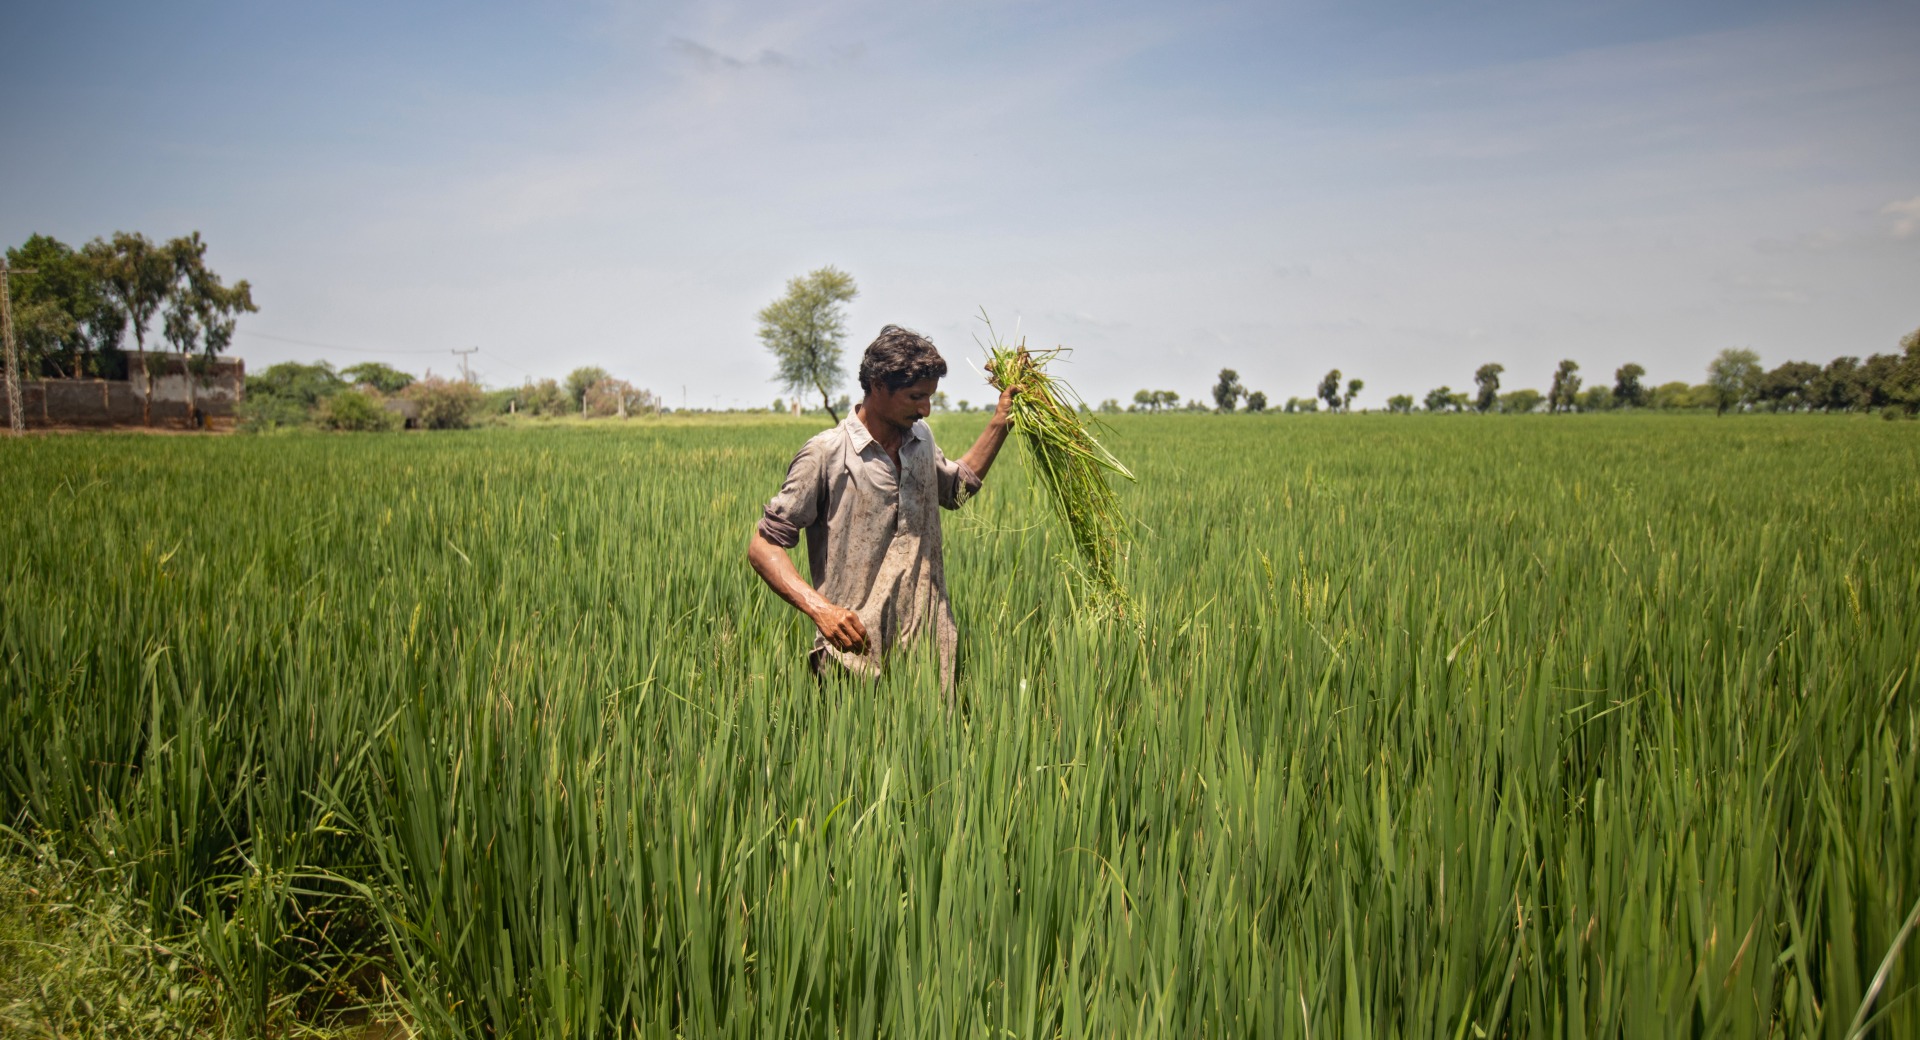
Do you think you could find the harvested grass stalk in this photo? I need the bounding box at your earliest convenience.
[981,319,1136,609]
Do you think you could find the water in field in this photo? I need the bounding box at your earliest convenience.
[2,414,1916,1037]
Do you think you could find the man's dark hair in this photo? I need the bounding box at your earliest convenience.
[859,325,948,394]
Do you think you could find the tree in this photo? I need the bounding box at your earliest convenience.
[86,232,171,355]
[758,266,857,422]
[1810,356,1863,411]
[1212,368,1245,412]
[1755,361,1818,411]
[1499,388,1543,413]
[1343,378,1363,411]
[1318,369,1343,412]
[1706,348,1761,414]
[584,377,660,418]
[1245,390,1267,413]
[159,232,257,426]
[1472,363,1503,412]
[343,362,415,394]
[238,361,348,430]
[1608,363,1646,408]
[1578,384,1614,411]
[1386,394,1414,414]
[564,366,610,412]
[1547,360,1581,413]
[5,234,123,380]
[1424,385,1459,412]
[1098,398,1121,414]
[403,376,483,429]
[931,391,949,412]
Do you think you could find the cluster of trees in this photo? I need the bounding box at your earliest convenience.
[242,360,662,433]
[1402,334,1920,416]
[5,231,255,381]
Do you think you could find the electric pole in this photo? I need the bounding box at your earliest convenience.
[1,259,35,435]
[452,346,478,384]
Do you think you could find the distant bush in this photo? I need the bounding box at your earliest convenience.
[404,377,483,429]
[317,389,400,432]
[238,394,313,432]
[241,360,348,431]
[584,377,661,418]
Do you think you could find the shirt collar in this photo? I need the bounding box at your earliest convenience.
[843,412,924,454]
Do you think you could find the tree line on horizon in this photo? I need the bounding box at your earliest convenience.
[1118,332,1919,419]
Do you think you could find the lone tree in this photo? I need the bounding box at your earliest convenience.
[1212,368,1245,412]
[1343,377,1363,411]
[758,266,857,422]
[1707,348,1761,414]
[1613,363,1648,409]
[1245,390,1268,413]
[1548,359,1582,413]
[1474,363,1503,412]
[1318,369,1343,412]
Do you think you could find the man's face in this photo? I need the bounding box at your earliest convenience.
[866,377,940,433]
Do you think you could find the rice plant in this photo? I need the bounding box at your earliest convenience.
[980,318,1136,610]
[0,412,1914,1037]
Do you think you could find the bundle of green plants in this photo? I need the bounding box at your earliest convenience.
[982,322,1136,609]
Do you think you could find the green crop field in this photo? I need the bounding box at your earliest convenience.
[2,414,1916,1038]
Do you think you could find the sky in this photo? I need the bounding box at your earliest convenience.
[4,0,1917,409]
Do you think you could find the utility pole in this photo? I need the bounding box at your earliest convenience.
[1,259,36,436]
[452,346,478,384]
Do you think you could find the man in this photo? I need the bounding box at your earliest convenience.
[748,325,1017,685]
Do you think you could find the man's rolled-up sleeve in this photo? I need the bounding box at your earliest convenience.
[758,441,825,548]
[935,446,983,510]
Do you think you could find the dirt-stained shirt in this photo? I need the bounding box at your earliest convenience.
[758,414,982,684]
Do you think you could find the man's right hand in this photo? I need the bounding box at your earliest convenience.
[813,604,869,654]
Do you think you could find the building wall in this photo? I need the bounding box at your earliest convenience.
[1,353,245,429]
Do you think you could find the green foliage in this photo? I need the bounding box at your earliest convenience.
[1245,389,1267,413]
[1424,385,1464,412]
[563,366,610,410]
[1130,389,1180,412]
[1578,384,1614,411]
[1707,347,1763,414]
[85,231,174,358]
[1499,387,1543,413]
[245,360,347,407]
[757,266,857,421]
[4,234,124,378]
[341,361,414,394]
[1474,363,1503,412]
[239,361,348,432]
[583,376,660,418]
[2,416,1915,1036]
[316,389,400,432]
[158,232,256,366]
[402,376,482,429]
[0,845,221,1037]
[1318,368,1343,411]
[1343,377,1363,410]
[1212,368,1245,412]
[1612,362,1648,408]
[1385,393,1414,413]
[1548,359,1582,413]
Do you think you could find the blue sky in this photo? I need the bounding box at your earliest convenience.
[5,0,1916,408]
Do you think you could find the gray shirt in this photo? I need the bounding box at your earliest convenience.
[759,415,982,683]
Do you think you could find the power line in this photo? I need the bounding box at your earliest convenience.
[237,329,449,355]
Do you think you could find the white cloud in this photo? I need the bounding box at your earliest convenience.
[1883,195,1920,238]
